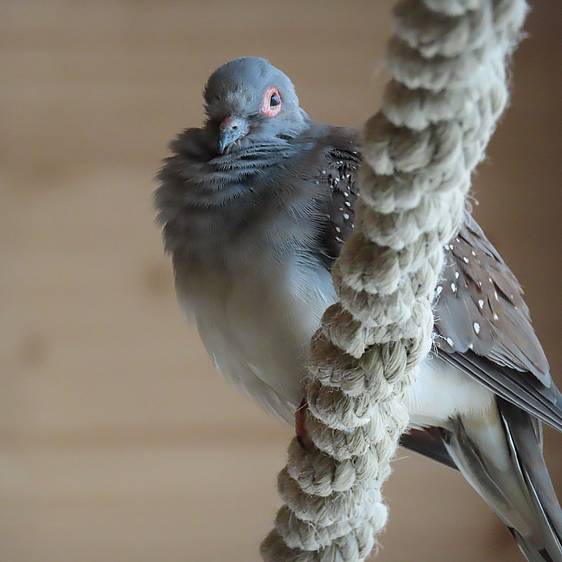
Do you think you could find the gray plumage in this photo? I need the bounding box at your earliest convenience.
[155,57,562,561]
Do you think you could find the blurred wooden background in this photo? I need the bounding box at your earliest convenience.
[1,2,560,561]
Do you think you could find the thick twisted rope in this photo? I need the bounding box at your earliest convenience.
[261,1,528,561]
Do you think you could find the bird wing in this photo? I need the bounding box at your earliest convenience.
[433,216,562,432]
[314,133,561,432]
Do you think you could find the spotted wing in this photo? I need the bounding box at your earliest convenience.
[317,141,561,432]
[316,142,360,269]
[434,215,562,431]
[434,215,549,380]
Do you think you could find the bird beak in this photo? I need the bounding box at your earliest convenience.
[218,116,249,154]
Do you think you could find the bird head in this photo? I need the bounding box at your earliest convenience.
[203,57,308,155]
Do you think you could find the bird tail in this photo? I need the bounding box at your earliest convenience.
[499,399,562,561]
[443,400,562,562]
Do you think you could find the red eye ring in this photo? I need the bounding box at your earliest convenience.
[262,87,282,117]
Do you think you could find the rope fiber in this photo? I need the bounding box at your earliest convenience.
[261,1,528,560]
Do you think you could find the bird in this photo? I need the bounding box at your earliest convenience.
[155,57,562,561]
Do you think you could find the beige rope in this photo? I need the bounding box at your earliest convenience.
[261,1,528,561]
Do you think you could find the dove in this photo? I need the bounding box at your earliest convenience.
[155,57,562,561]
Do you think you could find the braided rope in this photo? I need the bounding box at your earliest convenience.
[261,1,528,561]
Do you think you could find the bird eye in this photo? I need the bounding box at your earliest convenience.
[262,87,282,117]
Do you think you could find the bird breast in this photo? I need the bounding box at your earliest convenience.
[174,221,338,420]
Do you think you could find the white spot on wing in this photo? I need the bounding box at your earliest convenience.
[473,322,480,335]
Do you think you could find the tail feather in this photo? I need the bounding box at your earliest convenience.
[443,401,562,562]
[498,399,562,560]
[400,427,457,470]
